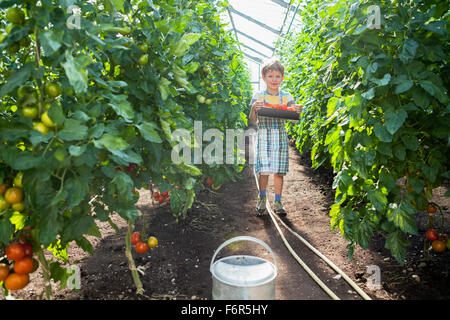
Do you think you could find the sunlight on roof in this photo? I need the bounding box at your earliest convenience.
[220,0,299,91]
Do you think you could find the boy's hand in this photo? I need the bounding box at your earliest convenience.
[251,100,264,113]
[292,104,303,114]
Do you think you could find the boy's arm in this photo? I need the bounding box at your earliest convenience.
[249,101,258,124]
[248,94,263,124]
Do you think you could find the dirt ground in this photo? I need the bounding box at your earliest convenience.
[2,142,449,301]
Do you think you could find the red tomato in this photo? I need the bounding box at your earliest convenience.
[134,242,149,254]
[161,191,169,197]
[0,263,10,281]
[426,229,438,241]
[6,242,25,261]
[432,240,446,253]
[13,256,34,274]
[4,273,29,291]
[22,243,33,256]
[427,205,437,214]
[131,232,141,245]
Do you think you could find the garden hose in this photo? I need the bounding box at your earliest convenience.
[251,144,372,300]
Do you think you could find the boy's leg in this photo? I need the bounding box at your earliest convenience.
[256,174,269,214]
[273,173,283,195]
[259,174,269,192]
[273,173,286,216]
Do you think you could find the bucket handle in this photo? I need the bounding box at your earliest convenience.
[210,236,277,273]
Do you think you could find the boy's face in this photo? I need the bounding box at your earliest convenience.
[262,69,284,92]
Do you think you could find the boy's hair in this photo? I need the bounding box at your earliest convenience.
[261,58,284,76]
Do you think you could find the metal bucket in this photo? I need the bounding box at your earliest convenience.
[210,236,278,300]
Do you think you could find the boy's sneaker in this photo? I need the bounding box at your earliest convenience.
[273,201,287,217]
[256,195,267,215]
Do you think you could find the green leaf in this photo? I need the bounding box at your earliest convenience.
[38,206,62,246]
[109,149,143,166]
[104,93,134,120]
[387,202,418,235]
[182,33,201,45]
[379,169,396,192]
[61,212,95,243]
[367,188,388,212]
[0,62,33,98]
[395,80,414,94]
[49,262,73,289]
[48,102,65,126]
[0,147,45,170]
[0,216,14,244]
[75,236,95,255]
[177,163,202,176]
[110,0,125,11]
[393,144,406,160]
[354,217,373,250]
[384,108,407,135]
[136,122,162,143]
[361,87,375,100]
[94,133,129,151]
[160,119,173,140]
[373,123,393,142]
[58,119,89,141]
[47,240,69,263]
[61,51,92,94]
[326,97,340,117]
[371,73,391,86]
[38,29,63,56]
[409,177,425,193]
[65,177,89,207]
[385,231,409,265]
[401,135,419,151]
[399,39,419,63]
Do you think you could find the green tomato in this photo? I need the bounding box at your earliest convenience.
[13,172,23,188]
[139,54,149,66]
[41,111,56,128]
[22,106,39,119]
[33,122,50,135]
[138,43,148,53]
[0,195,11,211]
[196,95,206,104]
[8,42,20,54]
[447,238,450,250]
[18,85,36,99]
[6,7,25,25]
[54,148,67,162]
[45,82,62,98]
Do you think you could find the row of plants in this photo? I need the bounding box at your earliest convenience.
[279,0,449,263]
[0,0,252,297]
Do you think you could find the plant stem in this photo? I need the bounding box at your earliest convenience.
[36,247,52,300]
[125,219,144,295]
[34,25,44,115]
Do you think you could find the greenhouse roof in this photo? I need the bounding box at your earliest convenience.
[221,0,303,65]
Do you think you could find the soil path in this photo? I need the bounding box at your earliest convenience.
[3,144,449,300]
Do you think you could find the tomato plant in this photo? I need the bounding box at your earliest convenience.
[279,0,449,264]
[1,0,252,298]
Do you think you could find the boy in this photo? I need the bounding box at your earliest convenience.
[249,58,302,216]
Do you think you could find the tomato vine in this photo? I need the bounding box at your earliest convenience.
[279,0,449,264]
[0,0,252,297]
